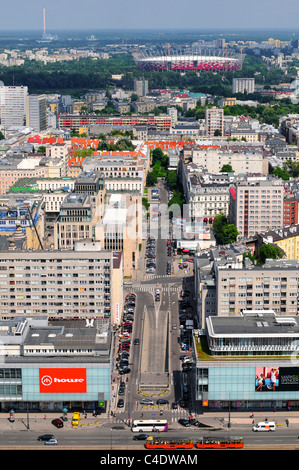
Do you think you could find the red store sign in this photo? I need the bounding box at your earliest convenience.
[39,368,87,393]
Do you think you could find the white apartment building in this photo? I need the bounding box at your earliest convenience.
[205,106,224,136]
[0,242,122,321]
[181,164,230,221]
[0,85,28,130]
[214,252,299,317]
[26,94,47,131]
[229,179,284,238]
[191,147,268,174]
[81,155,146,192]
[232,78,255,94]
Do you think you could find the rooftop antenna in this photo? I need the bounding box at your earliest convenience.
[43,7,46,35]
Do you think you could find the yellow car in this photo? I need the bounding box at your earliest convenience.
[72,412,80,427]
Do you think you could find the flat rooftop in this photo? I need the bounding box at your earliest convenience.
[207,312,299,337]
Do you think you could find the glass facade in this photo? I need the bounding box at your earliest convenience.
[196,362,299,410]
[0,365,111,411]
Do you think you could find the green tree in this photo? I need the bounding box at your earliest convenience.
[257,244,284,264]
[152,147,164,164]
[212,214,239,245]
[0,131,4,140]
[166,171,177,188]
[146,171,158,186]
[272,167,290,180]
[220,164,233,173]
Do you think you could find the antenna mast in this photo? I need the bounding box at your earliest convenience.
[43,7,46,35]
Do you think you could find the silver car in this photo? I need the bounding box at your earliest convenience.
[140,398,154,405]
[44,438,58,445]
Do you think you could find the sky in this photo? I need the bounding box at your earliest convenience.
[1,0,299,31]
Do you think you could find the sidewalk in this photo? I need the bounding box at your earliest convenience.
[2,409,299,433]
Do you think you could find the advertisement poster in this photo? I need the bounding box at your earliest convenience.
[255,366,299,392]
[39,368,87,393]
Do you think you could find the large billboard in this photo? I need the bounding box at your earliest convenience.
[255,366,299,392]
[39,368,87,393]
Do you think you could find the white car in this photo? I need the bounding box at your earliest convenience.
[140,398,154,405]
[44,438,58,445]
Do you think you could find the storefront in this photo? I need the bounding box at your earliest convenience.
[196,361,299,411]
[0,363,111,413]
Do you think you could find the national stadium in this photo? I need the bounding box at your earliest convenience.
[133,48,244,72]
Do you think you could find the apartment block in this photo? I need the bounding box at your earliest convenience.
[0,242,122,322]
[134,78,149,97]
[58,114,172,133]
[191,147,268,174]
[0,85,28,130]
[95,193,143,277]
[180,163,230,221]
[205,107,224,137]
[214,252,299,317]
[54,193,97,250]
[0,156,48,195]
[229,179,284,238]
[25,94,47,131]
[232,78,255,94]
[283,192,298,227]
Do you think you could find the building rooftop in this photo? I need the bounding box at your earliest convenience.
[207,311,299,337]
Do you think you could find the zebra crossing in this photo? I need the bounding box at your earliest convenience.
[133,285,181,293]
[113,406,190,423]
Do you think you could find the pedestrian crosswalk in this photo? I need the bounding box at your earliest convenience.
[113,406,191,423]
[134,285,180,293]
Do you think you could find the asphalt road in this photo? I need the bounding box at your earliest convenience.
[1,423,299,450]
[116,180,187,420]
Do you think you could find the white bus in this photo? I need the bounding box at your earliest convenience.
[131,419,168,432]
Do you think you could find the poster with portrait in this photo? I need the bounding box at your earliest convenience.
[255,366,299,392]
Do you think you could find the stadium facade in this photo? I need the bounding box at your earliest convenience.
[134,51,243,72]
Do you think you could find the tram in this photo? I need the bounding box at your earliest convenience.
[145,437,194,449]
[195,437,244,449]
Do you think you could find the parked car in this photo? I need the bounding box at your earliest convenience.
[51,418,64,428]
[178,418,191,427]
[119,368,131,375]
[72,412,80,427]
[117,399,124,408]
[189,418,200,427]
[156,399,169,405]
[140,398,154,405]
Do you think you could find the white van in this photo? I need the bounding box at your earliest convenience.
[252,421,276,432]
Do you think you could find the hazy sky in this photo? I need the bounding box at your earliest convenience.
[1,0,299,31]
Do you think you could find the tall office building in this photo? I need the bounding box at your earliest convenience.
[232,78,255,94]
[134,78,148,97]
[229,180,284,238]
[205,106,224,136]
[26,94,47,131]
[0,85,28,130]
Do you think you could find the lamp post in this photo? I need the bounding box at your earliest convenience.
[228,390,231,428]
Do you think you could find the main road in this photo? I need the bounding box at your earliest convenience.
[1,422,299,450]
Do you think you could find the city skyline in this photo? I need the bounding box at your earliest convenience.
[1,0,299,32]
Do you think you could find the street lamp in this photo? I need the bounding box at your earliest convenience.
[228,390,231,428]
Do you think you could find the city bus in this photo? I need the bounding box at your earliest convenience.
[131,419,168,432]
